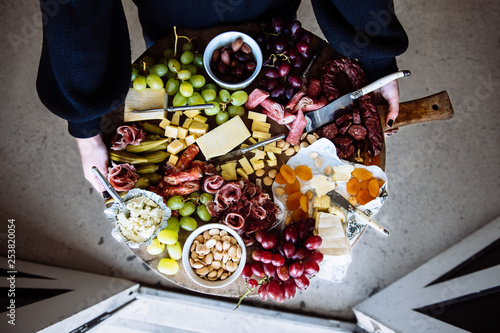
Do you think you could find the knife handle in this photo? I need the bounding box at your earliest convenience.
[351,70,411,100]
[352,209,390,236]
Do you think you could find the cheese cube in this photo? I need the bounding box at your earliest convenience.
[177,127,188,139]
[267,159,277,167]
[267,151,277,160]
[264,145,282,154]
[253,131,271,140]
[240,144,249,149]
[168,154,178,165]
[159,118,170,129]
[251,121,271,133]
[236,168,248,179]
[184,109,200,118]
[178,138,187,148]
[185,134,197,147]
[251,159,265,170]
[253,150,266,160]
[313,195,331,210]
[167,140,184,155]
[238,157,254,175]
[248,111,267,122]
[182,118,193,129]
[266,141,276,147]
[221,162,237,181]
[189,122,209,135]
[248,137,257,144]
[164,125,178,139]
[171,112,181,126]
[193,115,208,123]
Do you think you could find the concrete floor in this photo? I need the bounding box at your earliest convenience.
[1,0,499,324]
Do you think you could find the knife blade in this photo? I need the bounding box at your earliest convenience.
[328,190,389,236]
[130,103,215,113]
[209,134,285,164]
[304,70,411,133]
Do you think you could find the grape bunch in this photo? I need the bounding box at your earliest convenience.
[255,17,313,103]
[237,218,323,305]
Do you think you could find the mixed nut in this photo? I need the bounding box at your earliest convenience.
[189,228,242,281]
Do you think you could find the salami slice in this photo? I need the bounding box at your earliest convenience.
[163,166,203,185]
[336,144,355,159]
[260,97,285,118]
[175,144,199,170]
[262,108,296,125]
[352,109,361,124]
[347,124,367,140]
[322,123,338,140]
[306,79,322,99]
[246,88,269,110]
[338,121,352,135]
[335,114,352,127]
[285,91,305,111]
[286,110,307,146]
[333,135,353,148]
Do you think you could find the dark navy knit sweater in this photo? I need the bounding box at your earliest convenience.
[36,0,408,138]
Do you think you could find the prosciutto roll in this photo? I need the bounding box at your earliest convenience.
[107,163,139,191]
[111,125,145,150]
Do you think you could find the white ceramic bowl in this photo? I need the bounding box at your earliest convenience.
[203,31,263,90]
[182,223,246,288]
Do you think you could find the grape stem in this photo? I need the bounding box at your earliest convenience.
[173,26,197,58]
[234,276,270,311]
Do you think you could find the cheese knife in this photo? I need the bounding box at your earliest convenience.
[304,70,411,133]
[130,103,215,114]
[209,134,286,164]
[328,189,389,236]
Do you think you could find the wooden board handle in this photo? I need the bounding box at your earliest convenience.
[379,91,454,131]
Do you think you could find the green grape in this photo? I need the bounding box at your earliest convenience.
[230,90,248,106]
[179,81,194,97]
[189,74,206,89]
[199,193,214,205]
[167,241,182,260]
[180,216,197,231]
[158,258,179,275]
[188,192,200,200]
[203,83,217,92]
[168,58,182,73]
[216,111,229,125]
[166,78,180,96]
[150,64,168,77]
[131,68,138,81]
[163,48,175,58]
[173,92,188,106]
[158,57,169,66]
[166,70,177,79]
[157,229,178,245]
[146,238,165,255]
[146,74,164,90]
[180,51,194,64]
[201,89,216,102]
[182,42,193,52]
[166,195,185,210]
[228,105,245,118]
[179,201,196,216]
[133,75,147,91]
[219,89,231,103]
[204,101,220,116]
[165,217,180,233]
[192,53,204,68]
[188,92,205,106]
[183,64,198,75]
[177,69,192,81]
[197,205,212,222]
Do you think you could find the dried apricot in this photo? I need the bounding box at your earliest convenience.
[368,179,380,197]
[274,172,287,185]
[291,208,308,222]
[351,168,373,181]
[300,194,309,213]
[280,165,296,184]
[377,179,385,188]
[286,191,302,211]
[295,165,312,181]
[360,178,374,190]
[285,178,301,195]
[356,189,375,206]
[346,178,361,195]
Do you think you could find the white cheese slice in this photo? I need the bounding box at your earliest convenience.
[332,165,355,182]
[316,212,351,267]
[310,175,336,197]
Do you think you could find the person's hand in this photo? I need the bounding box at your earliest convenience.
[76,134,109,194]
[376,80,400,136]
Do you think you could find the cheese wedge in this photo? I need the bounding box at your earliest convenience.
[316,212,351,267]
[310,175,336,197]
[124,88,165,112]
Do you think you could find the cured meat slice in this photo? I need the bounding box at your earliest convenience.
[286,110,307,146]
[260,97,285,118]
[246,88,269,110]
[203,163,217,176]
[163,166,203,186]
[107,163,139,191]
[336,144,355,159]
[216,183,242,206]
[203,175,224,194]
[162,181,200,198]
[347,124,367,140]
[306,79,322,99]
[338,121,352,135]
[321,58,368,101]
[335,114,353,126]
[358,95,384,156]
[322,123,338,140]
[262,108,296,125]
[352,109,361,124]
[333,135,353,148]
[190,160,206,173]
[224,213,245,230]
[175,144,199,170]
[111,125,146,150]
[285,91,305,111]
[301,96,327,112]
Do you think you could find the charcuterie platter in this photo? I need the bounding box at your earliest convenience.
[102,19,454,301]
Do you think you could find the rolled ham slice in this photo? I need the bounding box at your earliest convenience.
[246,88,269,110]
[107,163,139,191]
[286,110,307,146]
[203,175,224,194]
[111,125,145,150]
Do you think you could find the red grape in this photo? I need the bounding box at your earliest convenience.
[248,278,258,289]
[263,263,277,277]
[272,17,284,34]
[258,283,269,301]
[267,280,285,301]
[251,262,266,278]
[288,74,302,88]
[255,230,266,243]
[289,262,304,278]
[274,36,287,53]
[299,31,313,44]
[271,253,285,267]
[289,20,302,37]
[285,85,295,101]
[296,220,309,240]
[261,250,273,264]
[306,218,316,232]
[296,42,309,54]
[294,275,310,290]
[264,68,280,80]
[283,279,297,299]
[241,263,253,279]
[309,251,324,264]
[292,247,309,260]
[261,234,277,250]
[304,235,323,250]
[276,265,290,282]
[292,56,304,68]
[278,62,291,77]
[285,47,299,60]
[283,242,295,258]
[267,79,280,91]
[303,258,320,276]
[283,225,298,244]
[252,249,265,262]
[270,85,285,99]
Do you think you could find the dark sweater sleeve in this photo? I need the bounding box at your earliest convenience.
[36,0,132,138]
[311,0,408,80]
